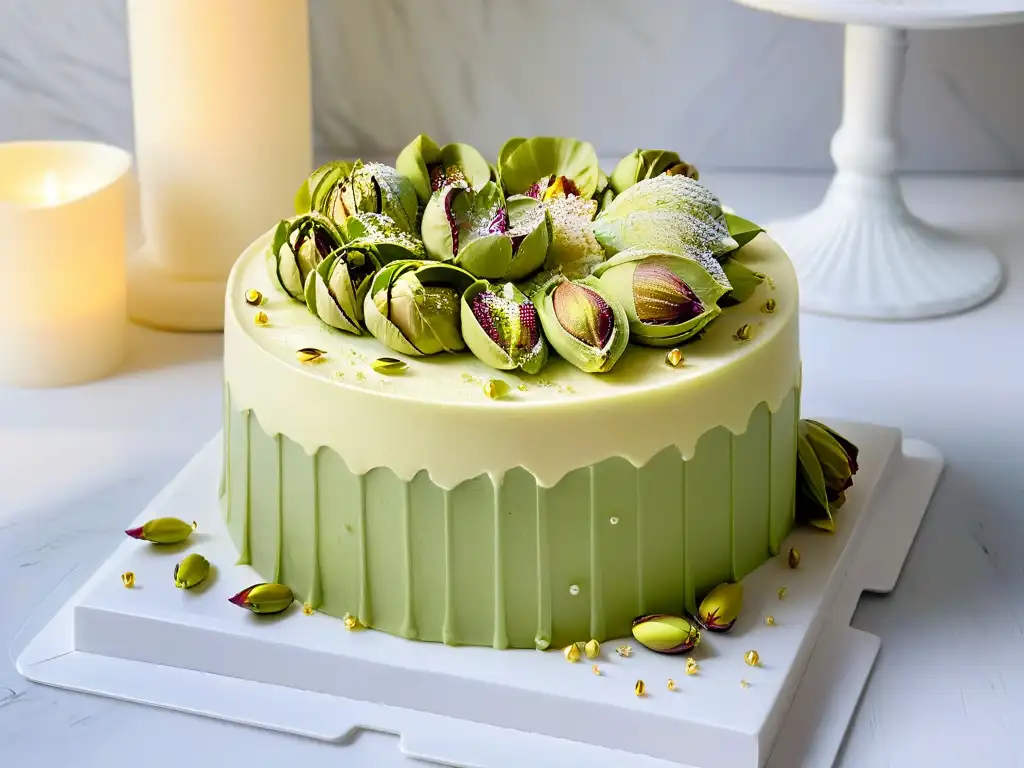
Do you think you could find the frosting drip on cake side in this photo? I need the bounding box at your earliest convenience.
[224,230,799,489]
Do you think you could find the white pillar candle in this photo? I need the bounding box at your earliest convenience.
[0,142,132,388]
[126,0,312,331]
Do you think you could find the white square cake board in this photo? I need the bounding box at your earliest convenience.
[16,421,942,768]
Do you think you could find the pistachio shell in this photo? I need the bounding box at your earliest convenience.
[592,174,737,289]
[535,276,630,373]
[584,639,601,659]
[314,161,419,235]
[174,553,210,589]
[461,280,549,374]
[228,583,294,615]
[371,357,408,374]
[610,148,697,195]
[268,213,345,302]
[396,133,491,202]
[305,246,381,335]
[631,614,701,654]
[496,136,601,200]
[125,517,196,544]
[698,582,743,632]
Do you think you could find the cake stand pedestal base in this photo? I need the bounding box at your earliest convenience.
[15,422,942,768]
[127,247,226,332]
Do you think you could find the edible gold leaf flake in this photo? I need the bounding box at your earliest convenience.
[740,679,751,688]
[765,615,776,626]
[745,650,760,667]
[484,379,510,400]
[665,348,684,367]
[686,657,700,675]
[303,602,314,616]
[371,357,407,374]
[634,680,646,697]
[297,348,326,364]
[616,644,632,658]
[121,571,135,588]
[666,678,677,691]
[254,311,269,327]
[343,612,362,630]
[245,289,264,306]
[788,547,800,569]
[734,324,752,342]
[592,665,602,675]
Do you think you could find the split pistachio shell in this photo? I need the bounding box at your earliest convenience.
[631,614,701,654]
[720,256,766,305]
[364,260,475,356]
[725,212,764,250]
[564,643,582,663]
[591,175,737,289]
[593,249,728,347]
[461,280,548,374]
[229,583,294,615]
[304,244,381,334]
[294,160,354,214]
[310,160,419,235]
[174,553,210,589]
[788,548,801,569]
[483,379,510,400]
[610,148,698,195]
[796,419,860,531]
[396,133,491,202]
[268,213,346,302]
[698,582,743,633]
[535,276,629,373]
[125,517,196,544]
[296,347,326,363]
[496,136,602,200]
[421,182,550,280]
[584,639,601,659]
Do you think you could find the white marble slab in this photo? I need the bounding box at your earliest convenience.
[1,1,1023,172]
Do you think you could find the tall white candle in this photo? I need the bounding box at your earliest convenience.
[127,0,312,331]
[0,142,132,388]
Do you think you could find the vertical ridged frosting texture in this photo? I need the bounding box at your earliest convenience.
[222,387,799,649]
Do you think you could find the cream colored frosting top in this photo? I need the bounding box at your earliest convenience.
[224,230,800,488]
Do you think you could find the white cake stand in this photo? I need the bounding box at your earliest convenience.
[731,0,1024,320]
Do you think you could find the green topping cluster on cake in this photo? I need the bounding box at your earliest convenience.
[268,135,766,374]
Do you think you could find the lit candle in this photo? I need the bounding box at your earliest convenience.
[126,0,312,331]
[0,142,132,388]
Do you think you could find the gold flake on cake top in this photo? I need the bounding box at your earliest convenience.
[254,311,269,327]
[665,348,685,367]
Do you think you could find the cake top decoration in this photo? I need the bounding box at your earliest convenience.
[266,134,768,376]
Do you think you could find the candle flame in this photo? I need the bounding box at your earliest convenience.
[42,173,61,205]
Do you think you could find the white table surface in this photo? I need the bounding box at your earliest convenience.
[2,172,1023,768]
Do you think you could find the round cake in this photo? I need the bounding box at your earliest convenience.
[220,137,800,649]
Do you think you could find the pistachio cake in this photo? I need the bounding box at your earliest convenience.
[220,136,801,649]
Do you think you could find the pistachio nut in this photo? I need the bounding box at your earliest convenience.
[396,133,491,202]
[363,260,475,356]
[609,148,698,195]
[593,248,728,347]
[631,613,701,655]
[796,419,860,531]
[591,174,738,289]
[268,213,346,302]
[496,136,602,200]
[173,553,210,589]
[304,244,381,334]
[228,583,295,615]
[125,517,196,544]
[310,160,419,235]
[421,181,550,280]
[584,639,601,659]
[534,276,629,373]
[461,280,548,374]
[697,582,743,633]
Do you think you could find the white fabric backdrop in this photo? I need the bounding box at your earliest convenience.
[2,0,1023,172]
